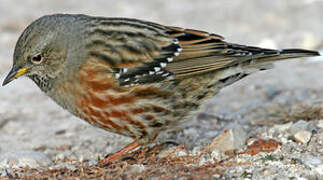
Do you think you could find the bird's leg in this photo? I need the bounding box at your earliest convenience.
[99,140,139,165]
[98,133,159,165]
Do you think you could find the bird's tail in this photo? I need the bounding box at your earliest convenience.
[242,48,320,71]
[255,48,320,63]
[213,48,320,90]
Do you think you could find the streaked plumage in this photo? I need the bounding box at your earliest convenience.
[3,14,320,163]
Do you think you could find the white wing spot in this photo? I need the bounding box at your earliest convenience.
[162,72,170,77]
[156,71,164,75]
[149,71,155,75]
[154,67,161,72]
[160,62,167,68]
[124,78,130,82]
[167,57,173,62]
[115,73,120,79]
[123,68,128,73]
[177,48,183,52]
[174,52,180,56]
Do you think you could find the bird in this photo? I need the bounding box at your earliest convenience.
[2,14,320,164]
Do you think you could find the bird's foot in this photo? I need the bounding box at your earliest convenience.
[98,140,139,166]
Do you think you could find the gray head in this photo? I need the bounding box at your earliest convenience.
[2,14,87,91]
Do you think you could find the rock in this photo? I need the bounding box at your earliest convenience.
[272,122,293,132]
[127,164,145,174]
[303,155,322,168]
[55,153,65,161]
[263,168,275,176]
[317,120,323,129]
[209,127,247,152]
[289,120,310,135]
[88,160,97,166]
[192,146,203,156]
[211,149,227,161]
[0,151,52,169]
[315,164,323,175]
[293,130,312,144]
[175,150,188,157]
[157,146,187,159]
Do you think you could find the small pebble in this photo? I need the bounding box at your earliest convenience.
[315,164,323,175]
[272,122,293,132]
[304,155,322,168]
[55,153,65,161]
[317,120,323,129]
[211,149,227,162]
[263,168,274,176]
[289,120,310,135]
[128,164,145,174]
[293,130,312,144]
[210,126,247,152]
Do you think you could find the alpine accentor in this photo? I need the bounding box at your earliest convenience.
[2,14,320,163]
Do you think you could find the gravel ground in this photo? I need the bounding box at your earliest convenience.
[0,0,323,179]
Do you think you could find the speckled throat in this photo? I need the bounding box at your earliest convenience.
[29,74,53,93]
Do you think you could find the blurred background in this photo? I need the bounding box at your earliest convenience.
[0,0,322,165]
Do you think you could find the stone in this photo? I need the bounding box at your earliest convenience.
[317,120,323,129]
[272,122,293,132]
[128,164,145,174]
[303,155,322,168]
[0,151,52,169]
[315,164,323,175]
[289,120,309,135]
[157,146,187,159]
[209,127,247,152]
[293,130,312,144]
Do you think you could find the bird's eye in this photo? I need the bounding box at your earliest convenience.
[31,54,43,64]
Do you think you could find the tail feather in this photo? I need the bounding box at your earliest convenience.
[280,48,320,57]
[256,48,320,62]
[212,48,320,92]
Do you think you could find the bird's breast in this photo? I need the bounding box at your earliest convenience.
[65,58,175,138]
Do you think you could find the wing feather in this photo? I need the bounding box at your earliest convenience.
[87,18,283,85]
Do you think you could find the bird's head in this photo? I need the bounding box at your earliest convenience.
[2,15,76,91]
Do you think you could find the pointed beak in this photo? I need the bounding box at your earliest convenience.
[2,67,29,86]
